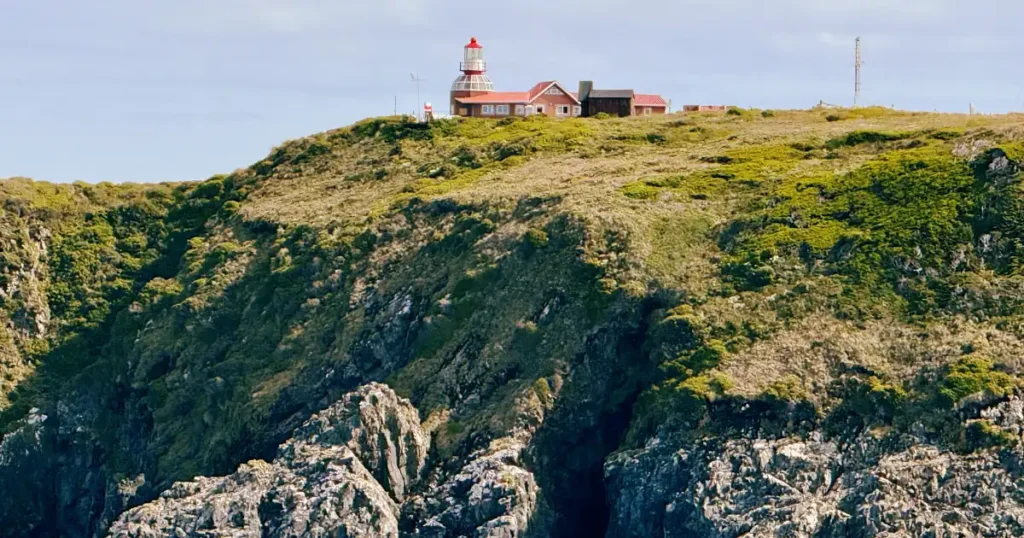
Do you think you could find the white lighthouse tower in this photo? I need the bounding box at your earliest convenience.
[450,37,495,114]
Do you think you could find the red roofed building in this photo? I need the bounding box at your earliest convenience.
[634,94,669,116]
[449,38,666,118]
[454,81,581,118]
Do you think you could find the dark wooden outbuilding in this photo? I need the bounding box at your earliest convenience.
[577,82,632,117]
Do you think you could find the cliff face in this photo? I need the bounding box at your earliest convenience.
[606,399,1024,538]
[4,110,1024,537]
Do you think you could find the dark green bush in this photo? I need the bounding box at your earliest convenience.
[451,146,482,169]
[646,133,667,144]
[826,130,913,149]
[492,139,532,161]
[722,254,776,291]
[291,140,331,164]
[525,228,549,249]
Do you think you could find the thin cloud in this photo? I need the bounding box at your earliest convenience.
[796,0,952,16]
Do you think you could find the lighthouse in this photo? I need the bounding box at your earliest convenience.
[450,37,495,114]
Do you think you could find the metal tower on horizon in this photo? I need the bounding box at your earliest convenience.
[854,37,862,107]
[410,72,426,121]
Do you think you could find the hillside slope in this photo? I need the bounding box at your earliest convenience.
[3,109,1024,537]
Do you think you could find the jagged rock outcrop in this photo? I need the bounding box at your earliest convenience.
[605,400,1024,538]
[108,384,426,538]
[289,381,429,502]
[403,435,545,538]
[107,383,545,538]
[112,450,397,538]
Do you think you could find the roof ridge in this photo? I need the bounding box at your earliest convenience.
[526,81,581,104]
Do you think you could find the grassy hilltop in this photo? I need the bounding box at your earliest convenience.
[3,106,1024,507]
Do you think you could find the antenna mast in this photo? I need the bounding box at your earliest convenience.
[854,37,862,107]
[411,72,425,121]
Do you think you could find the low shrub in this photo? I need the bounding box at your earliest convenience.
[826,130,914,149]
[763,375,809,403]
[621,182,661,201]
[937,357,1016,408]
[966,420,1018,450]
[525,228,550,249]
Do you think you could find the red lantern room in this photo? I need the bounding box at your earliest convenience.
[450,37,495,113]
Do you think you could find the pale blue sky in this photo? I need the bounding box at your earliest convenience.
[1,0,1021,183]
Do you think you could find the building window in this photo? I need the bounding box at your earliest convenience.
[481,105,495,116]
[644,107,652,116]
[515,104,525,115]
[496,104,510,115]
[572,105,581,117]
[547,88,563,95]
[535,105,545,114]
[556,105,570,116]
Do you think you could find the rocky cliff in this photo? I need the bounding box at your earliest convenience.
[109,384,424,537]
[606,399,1024,537]
[3,110,1024,537]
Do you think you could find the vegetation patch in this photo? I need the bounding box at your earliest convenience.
[718,144,1024,314]
[826,130,915,149]
[935,356,1016,408]
[762,375,810,403]
[966,420,1018,450]
[621,182,661,200]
